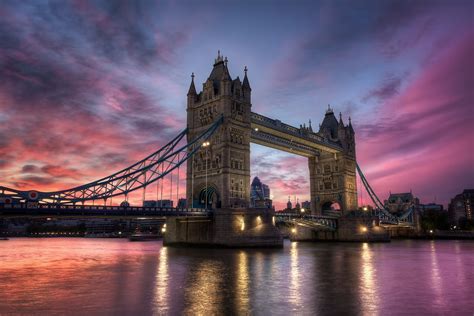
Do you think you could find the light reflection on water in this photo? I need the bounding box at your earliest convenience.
[289,241,301,311]
[0,238,473,315]
[359,242,379,316]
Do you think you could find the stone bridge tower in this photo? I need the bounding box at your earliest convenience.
[186,53,251,209]
[309,107,358,215]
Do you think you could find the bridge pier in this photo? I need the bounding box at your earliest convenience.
[163,208,283,247]
[279,213,390,242]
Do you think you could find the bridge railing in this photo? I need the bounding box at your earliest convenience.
[0,203,209,214]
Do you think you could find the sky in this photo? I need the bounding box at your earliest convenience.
[0,0,472,210]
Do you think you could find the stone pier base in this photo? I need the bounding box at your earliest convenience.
[287,214,390,242]
[163,208,283,248]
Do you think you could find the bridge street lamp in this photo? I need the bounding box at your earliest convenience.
[202,141,210,210]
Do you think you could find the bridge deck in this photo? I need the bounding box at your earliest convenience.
[0,204,211,218]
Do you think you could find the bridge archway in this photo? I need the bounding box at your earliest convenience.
[198,185,221,209]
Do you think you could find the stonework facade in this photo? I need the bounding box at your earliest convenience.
[186,54,357,214]
[308,108,358,214]
[186,53,251,209]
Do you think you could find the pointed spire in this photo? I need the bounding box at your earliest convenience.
[348,116,354,133]
[214,50,224,64]
[187,72,197,96]
[339,112,344,125]
[308,119,313,132]
[242,66,251,91]
[326,104,333,114]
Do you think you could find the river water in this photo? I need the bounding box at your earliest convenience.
[0,238,473,315]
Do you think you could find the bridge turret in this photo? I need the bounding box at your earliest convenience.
[220,57,232,96]
[345,117,356,158]
[242,66,251,103]
[232,77,242,100]
[319,105,339,139]
[187,73,197,106]
[186,53,252,210]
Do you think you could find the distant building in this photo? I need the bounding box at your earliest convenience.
[250,176,272,208]
[282,196,308,214]
[302,201,311,211]
[178,198,187,208]
[448,189,473,225]
[384,191,420,215]
[420,203,444,213]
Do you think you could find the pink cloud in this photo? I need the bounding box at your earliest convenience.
[357,31,474,206]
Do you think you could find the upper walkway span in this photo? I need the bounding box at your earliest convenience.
[250,112,343,157]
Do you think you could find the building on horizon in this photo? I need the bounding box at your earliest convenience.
[384,191,420,215]
[177,198,187,208]
[448,189,473,226]
[302,200,311,211]
[420,203,444,213]
[250,176,272,208]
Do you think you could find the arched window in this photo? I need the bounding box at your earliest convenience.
[324,165,331,174]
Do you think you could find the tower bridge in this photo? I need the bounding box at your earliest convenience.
[0,52,417,245]
[186,52,357,215]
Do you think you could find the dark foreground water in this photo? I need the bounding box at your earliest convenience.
[0,238,473,315]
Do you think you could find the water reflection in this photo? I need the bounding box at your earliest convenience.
[183,260,224,315]
[429,241,445,309]
[359,242,379,315]
[153,246,168,314]
[289,241,301,310]
[235,251,249,313]
[0,239,473,315]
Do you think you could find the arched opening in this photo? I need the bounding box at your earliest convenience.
[321,201,342,216]
[197,185,221,209]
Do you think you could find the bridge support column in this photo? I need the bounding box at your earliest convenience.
[163,208,283,247]
[308,152,358,215]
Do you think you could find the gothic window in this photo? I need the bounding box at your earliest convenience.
[324,165,331,174]
[317,168,321,174]
[335,165,339,172]
[324,182,332,190]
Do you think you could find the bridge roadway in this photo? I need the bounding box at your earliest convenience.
[0,204,211,219]
[250,112,343,157]
[275,213,338,229]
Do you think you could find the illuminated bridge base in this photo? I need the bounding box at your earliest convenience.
[163,208,283,248]
[278,213,391,242]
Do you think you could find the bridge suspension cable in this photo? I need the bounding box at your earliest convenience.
[0,116,224,205]
[356,163,414,225]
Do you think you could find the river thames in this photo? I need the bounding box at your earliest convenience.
[0,238,473,315]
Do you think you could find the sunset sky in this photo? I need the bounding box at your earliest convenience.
[0,0,472,209]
